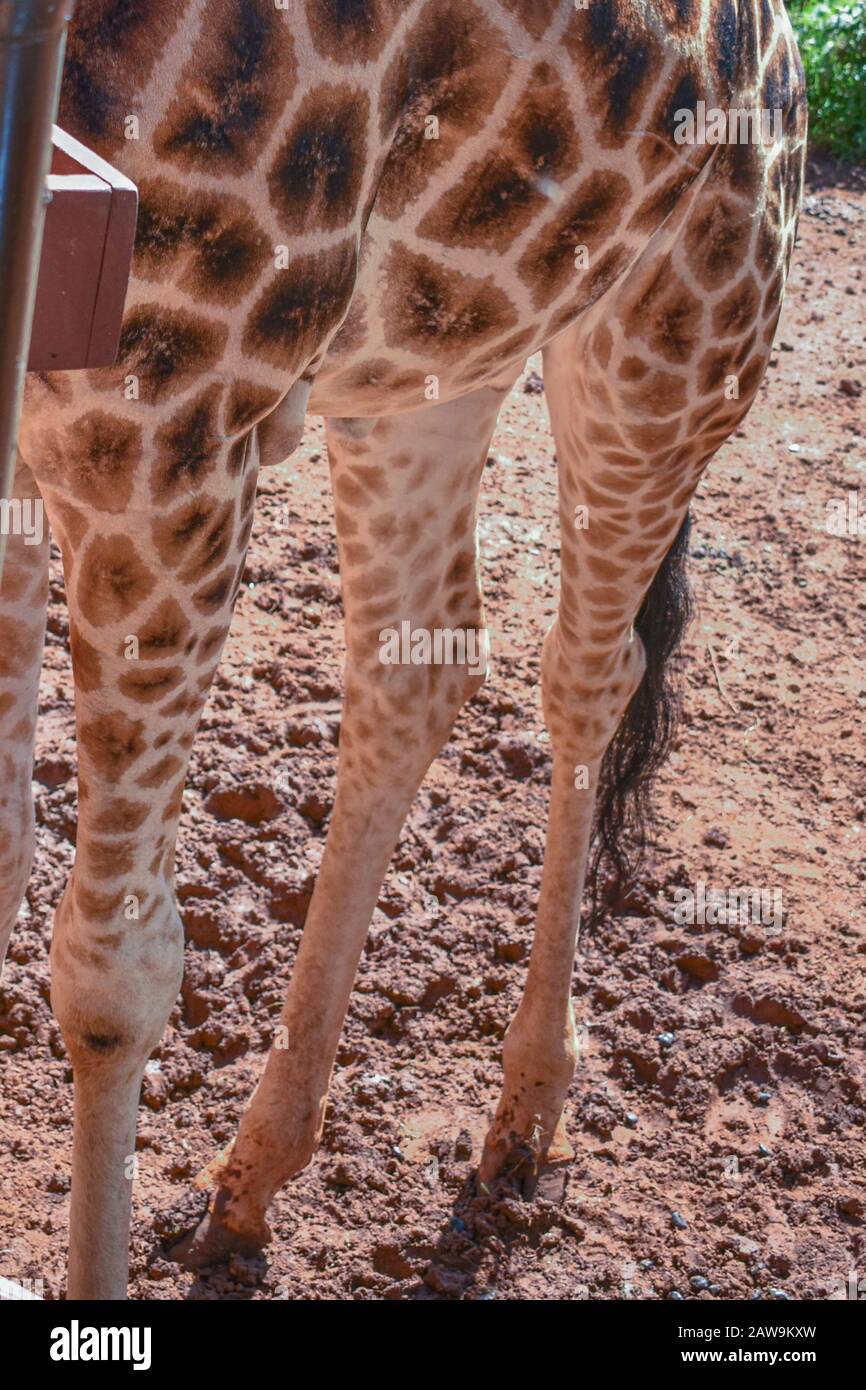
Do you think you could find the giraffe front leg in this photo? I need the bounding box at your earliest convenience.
[173,383,515,1266]
[0,459,48,967]
[51,882,185,1299]
[35,416,259,1299]
[46,613,240,1299]
[48,597,247,1298]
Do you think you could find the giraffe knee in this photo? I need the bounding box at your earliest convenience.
[0,867,33,956]
[49,882,184,1070]
[52,958,182,1073]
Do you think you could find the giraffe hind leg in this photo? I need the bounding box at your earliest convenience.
[479,131,803,1185]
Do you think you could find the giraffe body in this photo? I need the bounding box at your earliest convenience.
[0,0,805,1297]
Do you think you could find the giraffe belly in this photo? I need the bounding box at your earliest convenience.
[309,300,542,419]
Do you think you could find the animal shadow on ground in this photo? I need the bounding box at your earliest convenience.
[152,1189,268,1302]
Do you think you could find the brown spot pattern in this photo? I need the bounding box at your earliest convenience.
[268,85,370,235]
[151,385,225,502]
[417,64,580,251]
[305,0,399,62]
[41,412,139,513]
[154,0,296,175]
[382,244,517,358]
[518,171,630,309]
[377,0,508,219]
[244,242,358,373]
[118,306,228,404]
[77,537,156,626]
[135,179,271,305]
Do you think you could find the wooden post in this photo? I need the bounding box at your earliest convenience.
[0,0,74,579]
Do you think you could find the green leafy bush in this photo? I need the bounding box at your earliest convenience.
[787,1,866,158]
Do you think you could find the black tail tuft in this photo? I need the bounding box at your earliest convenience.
[585,512,694,926]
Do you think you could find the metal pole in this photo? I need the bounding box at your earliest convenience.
[0,0,73,579]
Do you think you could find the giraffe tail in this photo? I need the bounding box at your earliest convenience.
[585,512,694,925]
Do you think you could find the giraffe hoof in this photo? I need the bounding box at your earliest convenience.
[477,1141,572,1204]
[168,1196,270,1271]
[478,1113,574,1192]
[522,1157,570,1204]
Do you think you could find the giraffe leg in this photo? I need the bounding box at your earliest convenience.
[174,380,516,1264]
[479,142,800,1183]
[0,459,49,967]
[33,419,260,1299]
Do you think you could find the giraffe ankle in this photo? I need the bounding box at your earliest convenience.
[338,633,488,796]
[541,620,647,770]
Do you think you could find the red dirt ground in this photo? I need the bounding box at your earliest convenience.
[1,161,864,1302]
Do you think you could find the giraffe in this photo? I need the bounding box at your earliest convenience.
[0,0,805,1299]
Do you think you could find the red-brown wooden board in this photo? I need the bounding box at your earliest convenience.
[27,126,137,372]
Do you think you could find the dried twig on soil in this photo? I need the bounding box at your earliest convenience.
[707,641,739,714]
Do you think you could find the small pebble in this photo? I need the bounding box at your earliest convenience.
[756,1089,772,1106]
[669,1290,684,1301]
[671,1211,688,1230]
[690,1276,709,1290]
[770,1288,792,1300]
[658,1032,676,1049]
[702,827,729,849]
[758,1143,772,1157]
[454,1130,473,1161]
[625,1113,639,1128]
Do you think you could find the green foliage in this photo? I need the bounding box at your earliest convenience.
[786,1,866,158]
